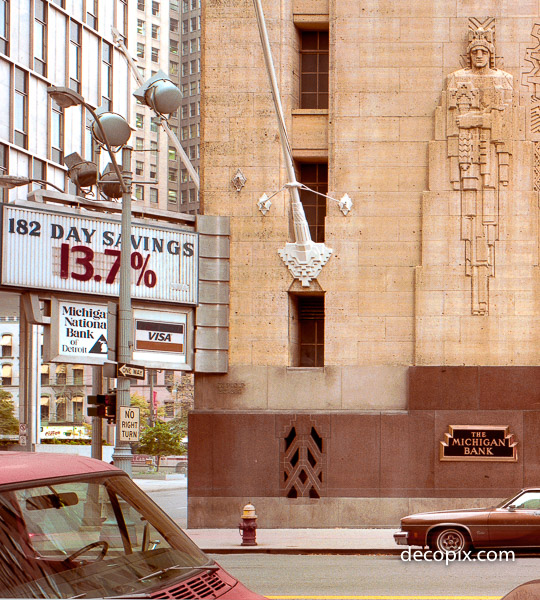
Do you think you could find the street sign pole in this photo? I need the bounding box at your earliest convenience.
[112,147,133,476]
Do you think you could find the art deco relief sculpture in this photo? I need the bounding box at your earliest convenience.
[446,26,513,315]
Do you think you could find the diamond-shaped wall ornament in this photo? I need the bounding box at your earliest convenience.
[232,168,247,192]
[338,193,352,215]
[257,193,272,215]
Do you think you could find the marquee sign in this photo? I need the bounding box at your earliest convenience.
[440,425,518,462]
[0,204,198,304]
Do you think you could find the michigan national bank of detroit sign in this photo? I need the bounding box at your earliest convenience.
[440,425,518,462]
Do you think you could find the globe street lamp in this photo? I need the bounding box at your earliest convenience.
[47,85,134,475]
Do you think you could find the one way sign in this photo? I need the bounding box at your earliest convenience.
[117,363,146,380]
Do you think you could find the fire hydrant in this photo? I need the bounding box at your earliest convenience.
[238,502,258,546]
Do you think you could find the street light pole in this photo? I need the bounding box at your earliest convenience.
[113,146,133,476]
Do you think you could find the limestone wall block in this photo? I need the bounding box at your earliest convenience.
[357,142,428,166]
[415,266,470,291]
[356,340,414,365]
[357,43,443,69]
[231,217,288,242]
[322,266,387,292]
[414,340,445,365]
[326,290,360,316]
[398,167,428,192]
[497,18,538,43]
[228,339,253,365]
[459,315,535,342]
[324,241,358,264]
[428,141,453,191]
[490,266,539,292]
[352,0,456,18]
[358,242,420,267]
[291,111,329,150]
[416,316,461,342]
[422,215,461,241]
[442,340,513,366]
[385,266,415,291]
[443,42,467,69]
[250,290,290,316]
[399,216,421,241]
[442,291,476,316]
[346,192,420,216]
[496,241,538,265]
[399,117,435,141]
[251,341,289,366]
[385,317,415,341]
[515,289,540,316]
[400,18,451,43]
[356,68,400,93]
[355,166,400,191]
[456,0,503,18]
[501,1,539,17]
[230,290,253,316]
[511,142,533,191]
[415,289,445,315]
[358,92,438,117]
[334,92,361,117]
[358,292,414,316]
[339,18,401,44]
[348,117,400,141]
[230,242,253,267]
[325,338,358,365]
[341,366,408,410]
[422,240,450,265]
[292,0,329,15]
[400,67,445,93]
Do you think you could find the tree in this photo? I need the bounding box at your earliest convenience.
[136,421,185,471]
[131,392,165,427]
[0,390,19,435]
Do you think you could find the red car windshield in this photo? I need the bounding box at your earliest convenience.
[0,473,211,598]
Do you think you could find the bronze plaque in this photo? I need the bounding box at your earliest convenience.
[440,425,517,462]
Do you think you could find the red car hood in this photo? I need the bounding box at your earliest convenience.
[402,507,492,522]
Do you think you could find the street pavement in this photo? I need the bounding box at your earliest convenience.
[134,478,400,555]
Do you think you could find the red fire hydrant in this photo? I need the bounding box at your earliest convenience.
[238,502,258,546]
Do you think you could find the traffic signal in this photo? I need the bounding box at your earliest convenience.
[87,393,117,423]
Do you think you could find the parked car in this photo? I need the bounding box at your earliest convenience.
[0,452,266,599]
[394,488,540,553]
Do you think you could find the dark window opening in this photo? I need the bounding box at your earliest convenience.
[298,162,327,243]
[300,30,328,109]
[298,295,324,367]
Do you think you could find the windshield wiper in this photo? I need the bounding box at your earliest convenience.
[139,564,219,583]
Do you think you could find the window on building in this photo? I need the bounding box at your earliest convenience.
[151,1,159,16]
[181,83,188,97]
[14,68,28,148]
[189,123,197,138]
[72,367,83,386]
[86,0,98,29]
[150,117,159,133]
[170,0,179,11]
[170,40,179,55]
[151,47,159,62]
[134,184,144,201]
[191,0,198,8]
[298,162,327,243]
[189,59,196,74]
[169,168,177,182]
[56,397,66,421]
[137,19,145,35]
[151,24,159,40]
[50,100,64,163]
[190,16,197,32]
[181,189,188,203]
[189,145,196,160]
[170,61,178,76]
[135,113,144,129]
[1,364,12,386]
[168,189,178,204]
[150,140,158,157]
[181,62,188,76]
[137,66,145,79]
[182,20,188,34]
[73,396,83,421]
[149,188,158,203]
[190,81,197,96]
[34,0,47,76]
[136,42,145,59]
[170,19,178,33]
[0,0,9,55]
[117,0,127,40]
[135,161,144,176]
[149,165,157,179]
[291,295,324,367]
[300,30,329,109]
[41,365,49,386]
[1,335,12,357]
[40,396,50,421]
[181,126,188,141]
[182,40,188,55]
[51,0,64,6]
[0,144,7,202]
[165,402,174,418]
[168,146,177,161]
[55,364,66,385]
[33,158,46,190]
[69,21,81,92]
[135,137,144,150]
[102,42,112,110]
[181,169,188,183]
[137,0,145,10]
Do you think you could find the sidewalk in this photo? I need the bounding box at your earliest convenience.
[185,528,401,555]
[134,478,401,555]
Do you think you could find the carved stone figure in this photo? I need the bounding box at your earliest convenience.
[446,26,513,315]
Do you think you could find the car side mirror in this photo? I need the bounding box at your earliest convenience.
[508,504,517,512]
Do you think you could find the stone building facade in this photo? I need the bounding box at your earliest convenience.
[189,0,540,527]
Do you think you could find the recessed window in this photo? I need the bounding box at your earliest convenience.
[290,295,325,367]
[72,367,83,386]
[300,30,329,109]
[151,47,159,62]
[137,19,145,35]
[50,100,63,163]
[14,68,28,148]
[298,162,327,243]
[151,24,159,40]
[150,188,158,203]
[1,335,12,357]
[34,0,47,75]
[0,0,9,54]
[151,1,159,16]
[86,0,98,29]
[101,42,112,110]
[69,21,81,92]
[1,363,12,386]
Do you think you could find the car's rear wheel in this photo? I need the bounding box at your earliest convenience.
[432,528,470,553]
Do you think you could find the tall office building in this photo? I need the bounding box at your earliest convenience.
[133,0,200,214]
